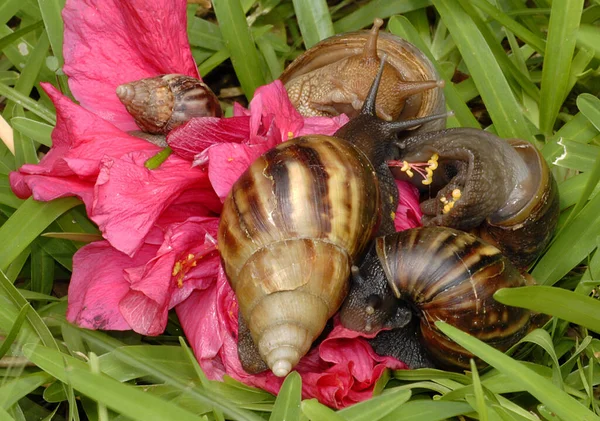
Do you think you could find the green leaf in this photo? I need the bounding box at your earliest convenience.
[0,20,44,52]
[577,24,600,59]
[291,0,333,49]
[433,0,534,141]
[0,83,55,124]
[379,400,473,421]
[0,303,29,359]
[23,344,210,421]
[212,0,267,99]
[338,388,411,421]
[10,117,53,147]
[37,0,65,65]
[539,0,585,135]
[333,0,432,33]
[301,399,345,421]
[269,371,301,421]
[578,94,600,132]
[435,322,600,421]
[495,286,600,334]
[0,197,80,271]
[0,372,54,409]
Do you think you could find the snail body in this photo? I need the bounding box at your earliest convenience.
[393,128,559,269]
[341,227,533,370]
[280,19,445,128]
[218,59,449,377]
[116,74,221,134]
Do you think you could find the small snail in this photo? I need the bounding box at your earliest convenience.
[280,18,445,129]
[392,128,560,269]
[116,74,221,135]
[341,227,534,370]
[218,60,448,377]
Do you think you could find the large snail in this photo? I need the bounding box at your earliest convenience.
[218,60,448,377]
[280,18,446,130]
[341,227,535,370]
[116,74,221,135]
[391,129,560,269]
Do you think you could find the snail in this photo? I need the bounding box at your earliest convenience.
[116,74,221,135]
[218,59,448,377]
[390,128,560,269]
[341,227,535,370]
[280,18,446,130]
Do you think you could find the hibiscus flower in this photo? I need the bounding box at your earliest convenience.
[10,0,423,408]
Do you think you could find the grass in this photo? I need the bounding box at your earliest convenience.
[0,0,599,420]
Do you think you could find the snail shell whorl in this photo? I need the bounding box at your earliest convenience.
[218,135,380,376]
[116,74,221,134]
[376,227,532,369]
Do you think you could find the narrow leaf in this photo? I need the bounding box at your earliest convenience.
[291,0,334,49]
[269,371,301,421]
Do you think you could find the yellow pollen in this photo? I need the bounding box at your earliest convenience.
[406,169,414,178]
[227,157,234,162]
[389,195,394,204]
[452,189,462,199]
[172,261,183,276]
[390,211,396,220]
[401,161,410,171]
[443,204,451,214]
[177,276,184,289]
[422,177,433,186]
[440,196,448,204]
[288,131,294,139]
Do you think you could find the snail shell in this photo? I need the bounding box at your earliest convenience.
[375,227,533,370]
[116,74,221,135]
[280,18,445,129]
[218,135,380,377]
[394,128,559,269]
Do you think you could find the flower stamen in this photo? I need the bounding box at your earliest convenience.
[441,188,462,214]
[387,153,439,185]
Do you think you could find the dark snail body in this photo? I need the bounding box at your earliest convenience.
[116,74,221,134]
[394,128,560,269]
[343,227,533,370]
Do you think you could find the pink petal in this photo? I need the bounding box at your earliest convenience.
[62,0,198,130]
[9,84,155,211]
[119,216,220,336]
[299,114,350,137]
[394,180,423,231]
[249,80,304,140]
[167,116,251,160]
[91,151,210,256]
[67,241,158,331]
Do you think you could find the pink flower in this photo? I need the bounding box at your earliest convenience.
[9,0,424,408]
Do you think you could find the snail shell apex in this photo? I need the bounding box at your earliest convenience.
[218,135,381,376]
[376,227,532,369]
[116,74,221,135]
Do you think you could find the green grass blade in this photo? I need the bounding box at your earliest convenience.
[0,20,44,51]
[433,0,534,141]
[333,0,431,33]
[212,0,267,99]
[494,286,600,334]
[37,0,65,65]
[301,399,345,421]
[0,197,80,271]
[338,388,411,421]
[23,344,209,421]
[8,117,52,146]
[578,24,600,58]
[0,372,54,409]
[0,303,29,358]
[435,322,600,421]
[578,94,600,132]
[269,371,301,421]
[470,361,488,421]
[291,0,333,48]
[387,15,479,129]
[379,400,473,421]
[539,0,585,135]
[532,185,600,285]
[0,83,55,124]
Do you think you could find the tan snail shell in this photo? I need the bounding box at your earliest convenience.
[279,18,445,129]
[218,135,380,377]
[394,129,560,269]
[116,74,221,135]
[375,227,534,370]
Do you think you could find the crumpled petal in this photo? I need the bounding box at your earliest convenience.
[62,0,198,130]
[91,151,212,256]
[119,216,220,335]
[394,180,423,231]
[9,83,155,212]
[66,241,159,331]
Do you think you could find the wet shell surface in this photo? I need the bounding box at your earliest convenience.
[218,134,381,377]
[116,74,221,134]
[376,227,532,369]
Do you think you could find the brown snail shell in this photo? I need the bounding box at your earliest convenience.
[375,227,533,370]
[218,135,380,377]
[394,128,560,269]
[116,74,221,135]
[279,18,445,130]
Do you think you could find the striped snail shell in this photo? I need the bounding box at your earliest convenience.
[393,128,559,269]
[218,59,449,377]
[280,18,445,129]
[345,227,534,371]
[218,135,381,377]
[116,74,221,135]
